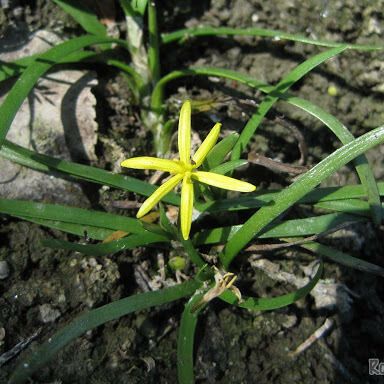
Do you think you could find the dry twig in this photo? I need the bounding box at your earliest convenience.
[0,328,41,367]
[289,318,334,357]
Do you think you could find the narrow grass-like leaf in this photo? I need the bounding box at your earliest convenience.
[0,60,28,82]
[52,0,107,36]
[0,50,136,84]
[220,260,323,310]
[179,237,206,268]
[282,95,381,223]
[13,216,112,240]
[221,125,384,268]
[0,50,103,82]
[151,68,271,112]
[193,212,367,246]
[162,26,384,51]
[203,132,239,170]
[119,0,148,17]
[231,46,347,159]
[0,199,146,234]
[106,59,145,95]
[0,35,124,149]
[315,199,375,216]
[210,159,248,175]
[0,140,179,205]
[197,183,384,213]
[130,0,148,15]
[293,241,384,277]
[10,279,200,384]
[42,232,169,256]
[177,291,205,384]
[148,0,161,84]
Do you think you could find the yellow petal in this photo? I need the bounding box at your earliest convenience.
[180,173,194,240]
[121,157,183,173]
[137,174,183,218]
[178,100,191,165]
[192,122,221,167]
[192,171,256,192]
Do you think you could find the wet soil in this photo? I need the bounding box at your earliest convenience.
[1,1,384,383]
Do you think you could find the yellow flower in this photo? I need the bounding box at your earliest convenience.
[121,100,256,240]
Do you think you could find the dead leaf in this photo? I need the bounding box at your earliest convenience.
[102,230,129,243]
[140,211,160,223]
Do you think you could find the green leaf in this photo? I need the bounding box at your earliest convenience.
[0,199,146,234]
[52,0,107,36]
[0,140,179,205]
[196,182,384,213]
[0,51,98,82]
[13,216,112,240]
[177,290,204,384]
[208,133,237,165]
[147,0,161,85]
[0,50,125,83]
[42,232,169,256]
[151,68,271,111]
[203,133,239,170]
[282,95,381,224]
[210,159,248,175]
[131,0,148,15]
[106,59,144,93]
[231,45,347,160]
[119,0,148,17]
[193,212,368,246]
[10,279,201,384]
[295,241,384,277]
[315,199,375,216]
[220,260,323,310]
[0,35,124,150]
[162,26,384,51]
[231,46,348,159]
[222,125,384,268]
[179,238,206,268]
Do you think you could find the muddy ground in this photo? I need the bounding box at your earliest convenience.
[0,1,384,383]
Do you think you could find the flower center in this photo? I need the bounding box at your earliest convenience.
[183,162,194,172]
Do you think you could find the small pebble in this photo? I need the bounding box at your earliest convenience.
[39,304,61,323]
[0,260,10,279]
[69,259,77,267]
[0,0,10,10]
[88,258,98,267]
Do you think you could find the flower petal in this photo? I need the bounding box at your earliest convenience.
[178,100,191,165]
[192,122,221,167]
[121,157,183,173]
[180,174,194,240]
[137,174,183,218]
[192,171,256,192]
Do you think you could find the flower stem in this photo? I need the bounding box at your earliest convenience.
[148,0,161,86]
